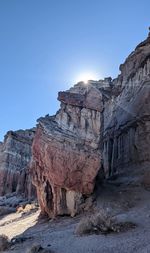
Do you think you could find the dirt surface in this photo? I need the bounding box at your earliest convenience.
[1,165,150,253]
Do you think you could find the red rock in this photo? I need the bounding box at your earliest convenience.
[31,84,103,217]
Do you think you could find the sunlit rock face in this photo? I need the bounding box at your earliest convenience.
[31,31,150,217]
[31,82,111,217]
[103,32,150,177]
[0,129,36,198]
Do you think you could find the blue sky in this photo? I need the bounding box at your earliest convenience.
[0,0,150,140]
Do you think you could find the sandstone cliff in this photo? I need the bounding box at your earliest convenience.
[31,82,110,217]
[0,129,36,199]
[103,32,150,177]
[30,30,150,218]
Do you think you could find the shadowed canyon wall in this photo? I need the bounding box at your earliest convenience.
[103,33,150,177]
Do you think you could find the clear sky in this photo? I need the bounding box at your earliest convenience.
[0,0,150,141]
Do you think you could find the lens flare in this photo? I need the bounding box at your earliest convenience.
[75,72,98,84]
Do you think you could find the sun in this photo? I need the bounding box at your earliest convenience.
[76,72,98,84]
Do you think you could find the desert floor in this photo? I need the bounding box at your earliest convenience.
[1,165,150,253]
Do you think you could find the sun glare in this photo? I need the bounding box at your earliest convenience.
[75,72,98,84]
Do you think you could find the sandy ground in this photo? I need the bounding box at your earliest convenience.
[1,165,150,253]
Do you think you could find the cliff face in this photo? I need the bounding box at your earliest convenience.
[31,82,113,217]
[103,33,150,177]
[31,31,150,217]
[0,129,36,199]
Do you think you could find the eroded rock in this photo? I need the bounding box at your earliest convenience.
[103,31,150,177]
[0,129,36,199]
[30,30,150,217]
[30,83,108,217]
[1,29,149,219]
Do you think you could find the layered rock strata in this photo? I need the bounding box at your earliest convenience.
[31,30,150,217]
[0,129,36,199]
[103,32,150,177]
[31,82,113,217]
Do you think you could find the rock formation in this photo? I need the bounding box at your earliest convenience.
[31,82,108,217]
[103,31,150,178]
[0,129,36,199]
[30,30,150,218]
[0,28,146,218]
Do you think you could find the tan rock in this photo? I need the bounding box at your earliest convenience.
[0,129,36,199]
